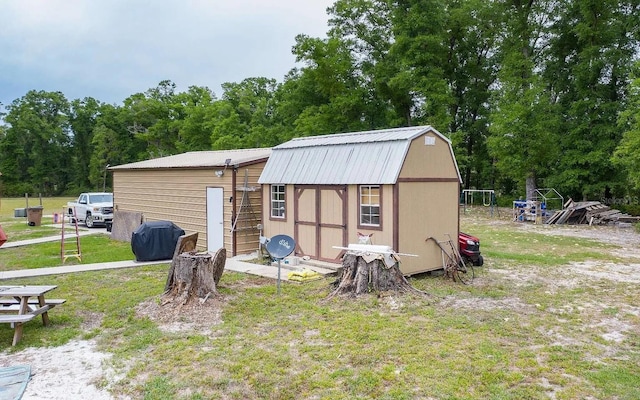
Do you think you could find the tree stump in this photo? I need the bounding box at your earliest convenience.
[211,247,226,286]
[327,253,425,298]
[162,248,226,305]
[164,232,199,292]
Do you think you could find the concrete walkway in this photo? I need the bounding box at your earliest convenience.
[0,233,337,282]
[0,229,106,249]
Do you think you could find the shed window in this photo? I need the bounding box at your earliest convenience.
[359,185,380,226]
[271,185,286,218]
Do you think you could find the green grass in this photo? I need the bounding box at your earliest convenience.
[0,196,75,218]
[1,196,76,241]
[0,204,639,399]
[0,235,135,271]
[0,218,80,242]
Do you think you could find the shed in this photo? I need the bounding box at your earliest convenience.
[258,126,461,275]
[110,148,271,256]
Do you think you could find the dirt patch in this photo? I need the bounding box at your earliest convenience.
[518,223,640,257]
[135,295,225,334]
[440,295,534,313]
[0,340,123,400]
[567,261,640,283]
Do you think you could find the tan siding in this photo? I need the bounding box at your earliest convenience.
[397,181,459,274]
[261,184,295,247]
[297,189,316,222]
[297,224,317,257]
[319,226,343,260]
[320,189,342,225]
[399,134,458,179]
[113,163,265,256]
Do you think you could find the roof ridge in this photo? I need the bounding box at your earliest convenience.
[289,125,431,143]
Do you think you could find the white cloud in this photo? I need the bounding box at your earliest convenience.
[0,0,334,107]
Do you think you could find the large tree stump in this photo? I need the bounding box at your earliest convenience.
[162,248,226,305]
[327,253,425,298]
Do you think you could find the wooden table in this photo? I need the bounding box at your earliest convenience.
[0,285,64,346]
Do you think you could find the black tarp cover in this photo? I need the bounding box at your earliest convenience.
[131,221,185,262]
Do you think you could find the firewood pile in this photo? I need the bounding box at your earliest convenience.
[546,199,640,225]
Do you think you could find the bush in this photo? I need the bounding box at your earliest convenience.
[617,204,640,216]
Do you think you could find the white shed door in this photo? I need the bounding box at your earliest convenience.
[206,187,224,252]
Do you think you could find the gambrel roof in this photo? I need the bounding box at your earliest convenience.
[258,126,461,185]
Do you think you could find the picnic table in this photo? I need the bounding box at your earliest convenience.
[0,285,65,346]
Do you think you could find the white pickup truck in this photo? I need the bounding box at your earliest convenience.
[67,192,114,228]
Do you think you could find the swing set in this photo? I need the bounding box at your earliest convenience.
[460,189,499,217]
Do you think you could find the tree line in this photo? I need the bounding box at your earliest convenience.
[1,0,640,204]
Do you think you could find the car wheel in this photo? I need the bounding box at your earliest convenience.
[474,255,484,267]
[85,213,94,228]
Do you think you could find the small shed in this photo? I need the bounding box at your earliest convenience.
[111,148,271,256]
[258,126,461,275]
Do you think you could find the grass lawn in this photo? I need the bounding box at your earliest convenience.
[1,200,639,399]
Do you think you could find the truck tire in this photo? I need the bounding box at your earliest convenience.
[85,212,94,228]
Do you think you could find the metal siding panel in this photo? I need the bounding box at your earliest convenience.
[260,142,409,185]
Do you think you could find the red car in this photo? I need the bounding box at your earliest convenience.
[459,232,484,266]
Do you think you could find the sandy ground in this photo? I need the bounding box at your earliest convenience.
[0,297,223,399]
[1,220,639,399]
[0,339,119,399]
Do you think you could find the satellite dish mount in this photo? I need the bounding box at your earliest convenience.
[265,234,296,294]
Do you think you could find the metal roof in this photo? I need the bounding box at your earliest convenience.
[110,148,272,170]
[274,126,435,149]
[258,126,461,185]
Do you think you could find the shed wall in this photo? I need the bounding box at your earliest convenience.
[397,181,459,274]
[113,164,264,255]
[399,133,459,180]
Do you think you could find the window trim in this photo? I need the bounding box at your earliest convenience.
[269,184,287,221]
[358,184,382,230]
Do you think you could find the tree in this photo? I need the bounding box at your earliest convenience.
[546,0,640,200]
[136,80,182,157]
[390,0,452,129]
[289,34,373,135]
[89,103,146,188]
[613,62,640,189]
[220,77,279,148]
[441,0,500,190]
[69,97,101,191]
[487,0,561,200]
[175,86,217,152]
[0,90,72,195]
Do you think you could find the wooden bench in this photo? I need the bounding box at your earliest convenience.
[0,314,36,346]
[0,298,66,306]
[0,304,52,316]
[0,298,65,345]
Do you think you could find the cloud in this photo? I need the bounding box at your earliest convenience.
[0,0,333,107]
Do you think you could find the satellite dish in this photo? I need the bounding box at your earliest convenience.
[265,234,295,260]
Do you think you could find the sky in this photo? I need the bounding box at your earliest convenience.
[0,0,335,110]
